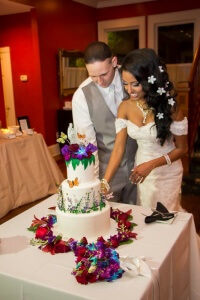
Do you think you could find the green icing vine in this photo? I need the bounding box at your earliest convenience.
[66,155,95,171]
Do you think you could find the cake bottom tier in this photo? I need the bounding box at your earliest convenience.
[56,202,110,240]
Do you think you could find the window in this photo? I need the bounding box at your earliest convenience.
[107,29,139,64]
[98,17,146,55]
[148,9,200,61]
[148,9,200,86]
[158,23,194,64]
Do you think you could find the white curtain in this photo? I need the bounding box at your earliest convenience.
[63,67,88,89]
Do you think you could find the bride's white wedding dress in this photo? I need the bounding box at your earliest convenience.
[116,117,188,211]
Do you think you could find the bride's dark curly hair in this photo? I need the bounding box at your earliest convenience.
[121,48,177,145]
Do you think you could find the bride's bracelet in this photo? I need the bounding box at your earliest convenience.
[164,154,172,166]
[101,179,110,192]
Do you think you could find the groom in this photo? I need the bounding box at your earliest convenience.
[72,41,137,204]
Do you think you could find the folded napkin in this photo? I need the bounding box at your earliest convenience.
[120,256,151,278]
[144,202,175,224]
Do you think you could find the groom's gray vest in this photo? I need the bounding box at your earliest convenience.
[82,81,137,181]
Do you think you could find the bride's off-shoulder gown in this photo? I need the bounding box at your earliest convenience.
[115,118,188,210]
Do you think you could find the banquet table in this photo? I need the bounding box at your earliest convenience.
[0,194,200,300]
[0,133,64,219]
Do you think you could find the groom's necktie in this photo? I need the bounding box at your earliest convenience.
[108,84,117,116]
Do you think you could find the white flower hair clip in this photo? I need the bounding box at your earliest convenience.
[148,75,156,84]
[166,91,170,97]
[168,98,175,106]
[157,87,166,95]
[165,81,169,87]
[156,112,164,119]
[159,66,164,72]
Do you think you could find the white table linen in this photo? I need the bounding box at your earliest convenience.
[0,194,200,300]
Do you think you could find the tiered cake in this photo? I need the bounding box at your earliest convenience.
[56,125,110,239]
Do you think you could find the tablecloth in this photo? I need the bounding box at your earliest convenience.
[0,133,64,218]
[0,194,200,300]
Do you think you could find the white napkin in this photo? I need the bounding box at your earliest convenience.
[120,256,151,278]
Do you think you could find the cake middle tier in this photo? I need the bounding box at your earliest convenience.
[61,179,102,212]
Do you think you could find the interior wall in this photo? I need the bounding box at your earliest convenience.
[0,11,45,136]
[1,0,199,146]
[0,0,97,145]
[35,0,97,146]
[97,0,200,21]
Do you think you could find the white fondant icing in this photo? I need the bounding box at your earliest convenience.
[56,202,110,239]
[67,159,94,184]
[62,179,101,211]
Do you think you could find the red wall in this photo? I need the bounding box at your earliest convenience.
[35,0,97,145]
[97,0,200,20]
[0,0,97,145]
[0,11,45,135]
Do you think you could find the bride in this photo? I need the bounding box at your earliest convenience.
[101,48,188,211]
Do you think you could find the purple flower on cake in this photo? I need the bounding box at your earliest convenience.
[57,124,97,162]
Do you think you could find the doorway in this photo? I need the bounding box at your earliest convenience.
[0,46,16,126]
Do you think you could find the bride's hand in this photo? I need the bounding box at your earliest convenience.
[101,183,108,195]
[129,161,154,184]
[101,179,110,195]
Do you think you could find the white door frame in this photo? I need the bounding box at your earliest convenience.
[98,16,146,49]
[0,46,16,126]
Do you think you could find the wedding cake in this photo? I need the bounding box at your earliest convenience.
[56,124,110,239]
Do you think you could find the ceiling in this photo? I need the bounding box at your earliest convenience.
[0,0,33,16]
[72,0,155,8]
[0,0,156,15]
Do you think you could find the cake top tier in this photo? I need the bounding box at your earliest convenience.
[57,123,97,162]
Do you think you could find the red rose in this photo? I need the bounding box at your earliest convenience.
[75,270,88,285]
[86,151,92,158]
[109,236,120,248]
[35,227,48,240]
[69,144,79,152]
[80,237,88,246]
[118,220,132,230]
[75,246,87,259]
[118,213,128,222]
[42,243,55,254]
[129,232,138,239]
[89,273,98,283]
[54,240,71,253]
[97,236,106,243]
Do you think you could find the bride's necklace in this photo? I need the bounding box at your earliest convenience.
[136,101,151,124]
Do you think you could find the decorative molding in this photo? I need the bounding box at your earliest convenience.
[72,0,155,8]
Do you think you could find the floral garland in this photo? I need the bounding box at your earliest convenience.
[28,208,137,285]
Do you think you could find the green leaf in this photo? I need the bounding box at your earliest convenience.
[27,226,38,233]
[119,239,133,246]
[81,158,88,170]
[66,158,80,170]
